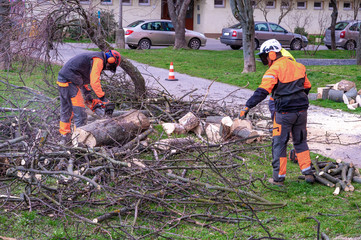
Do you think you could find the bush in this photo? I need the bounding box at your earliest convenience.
[294,27,308,37]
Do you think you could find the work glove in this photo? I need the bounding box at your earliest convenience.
[239,106,249,120]
[99,96,109,104]
[90,99,104,112]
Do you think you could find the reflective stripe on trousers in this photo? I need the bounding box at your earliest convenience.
[272,110,312,182]
[58,82,87,136]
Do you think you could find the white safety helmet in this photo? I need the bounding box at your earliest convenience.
[259,39,282,54]
[258,39,282,65]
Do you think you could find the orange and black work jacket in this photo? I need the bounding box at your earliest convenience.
[57,52,107,99]
[245,56,311,113]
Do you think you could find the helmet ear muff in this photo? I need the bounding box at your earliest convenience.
[105,50,116,64]
[269,51,276,61]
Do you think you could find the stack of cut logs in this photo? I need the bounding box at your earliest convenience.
[304,158,361,195]
[161,112,267,143]
[315,80,361,110]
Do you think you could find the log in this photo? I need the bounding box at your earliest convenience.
[352,176,361,183]
[73,110,150,148]
[220,116,233,139]
[205,116,224,124]
[343,87,357,104]
[154,137,197,151]
[230,119,252,133]
[317,87,331,100]
[178,112,200,132]
[328,89,344,102]
[162,123,186,135]
[205,123,222,143]
[315,175,335,188]
[336,80,356,92]
[191,121,206,136]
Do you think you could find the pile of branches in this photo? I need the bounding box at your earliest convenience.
[0,74,287,239]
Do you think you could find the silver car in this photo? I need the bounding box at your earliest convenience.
[124,19,207,50]
[324,20,361,50]
[220,21,308,50]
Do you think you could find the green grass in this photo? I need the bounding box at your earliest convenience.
[1,48,361,239]
[115,48,361,112]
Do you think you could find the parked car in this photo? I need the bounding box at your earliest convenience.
[220,21,308,50]
[124,19,207,50]
[324,20,361,50]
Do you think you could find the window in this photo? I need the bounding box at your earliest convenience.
[266,0,276,8]
[214,0,225,7]
[255,23,269,31]
[297,1,306,9]
[314,1,323,9]
[349,23,358,31]
[270,23,287,33]
[164,22,175,31]
[123,0,131,5]
[101,0,112,5]
[343,2,351,10]
[141,21,164,31]
[281,0,290,8]
[251,0,257,8]
[139,0,150,6]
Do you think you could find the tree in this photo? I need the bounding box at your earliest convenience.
[230,0,256,73]
[357,25,361,65]
[352,0,361,20]
[167,0,191,49]
[329,0,338,50]
[278,0,294,25]
[0,0,10,70]
[115,0,125,49]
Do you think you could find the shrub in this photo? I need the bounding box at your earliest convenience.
[294,27,308,37]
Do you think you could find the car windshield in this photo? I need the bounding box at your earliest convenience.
[127,20,145,28]
[331,22,349,30]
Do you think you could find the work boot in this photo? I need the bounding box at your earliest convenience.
[289,148,298,163]
[59,134,72,146]
[268,178,284,187]
[305,174,315,184]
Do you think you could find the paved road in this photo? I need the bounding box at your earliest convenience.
[53,41,361,167]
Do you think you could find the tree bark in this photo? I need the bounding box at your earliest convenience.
[357,24,361,65]
[330,0,338,50]
[167,0,192,49]
[230,0,256,73]
[73,110,150,148]
[115,0,125,49]
[0,0,11,70]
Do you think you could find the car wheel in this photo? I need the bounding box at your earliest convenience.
[290,39,302,50]
[230,45,241,50]
[344,40,356,50]
[326,45,332,49]
[254,39,259,50]
[138,39,151,50]
[188,38,201,50]
[128,44,137,49]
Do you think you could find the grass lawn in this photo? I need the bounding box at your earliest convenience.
[115,47,361,114]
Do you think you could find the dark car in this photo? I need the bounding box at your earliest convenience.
[324,20,361,50]
[220,21,308,50]
[124,19,207,50]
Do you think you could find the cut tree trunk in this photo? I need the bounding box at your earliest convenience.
[178,112,200,132]
[73,110,150,148]
[220,116,233,139]
[328,89,344,102]
[162,123,186,135]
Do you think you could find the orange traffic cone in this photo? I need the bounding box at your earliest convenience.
[165,62,178,81]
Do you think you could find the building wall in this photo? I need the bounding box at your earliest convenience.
[193,0,361,36]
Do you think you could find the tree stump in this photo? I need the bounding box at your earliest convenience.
[73,110,150,148]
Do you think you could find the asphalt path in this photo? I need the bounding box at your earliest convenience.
[53,40,361,167]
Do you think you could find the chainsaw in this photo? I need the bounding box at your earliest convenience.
[86,98,115,117]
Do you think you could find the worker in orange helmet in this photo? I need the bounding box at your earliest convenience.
[239,39,314,186]
[57,50,121,145]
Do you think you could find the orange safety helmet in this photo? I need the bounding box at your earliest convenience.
[105,50,121,66]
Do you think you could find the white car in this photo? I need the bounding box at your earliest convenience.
[124,19,207,50]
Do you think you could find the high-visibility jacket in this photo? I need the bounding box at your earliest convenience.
[246,56,311,112]
[57,52,107,99]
